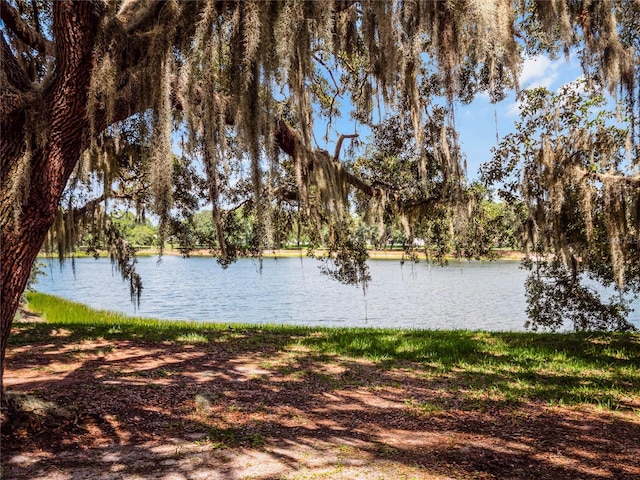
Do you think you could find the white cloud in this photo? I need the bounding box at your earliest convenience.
[556,75,586,94]
[503,55,574,117]
[519,55,560,89]
[506,100,521,117]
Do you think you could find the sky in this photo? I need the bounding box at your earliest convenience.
[312,53,586,181]
[456,54,584,179]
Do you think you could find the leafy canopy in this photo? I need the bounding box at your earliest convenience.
[484,82,639,331]
[2,0,639,331]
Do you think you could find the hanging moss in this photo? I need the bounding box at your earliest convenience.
[5,0,638,312]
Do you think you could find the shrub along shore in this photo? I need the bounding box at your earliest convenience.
[18,292,640,411]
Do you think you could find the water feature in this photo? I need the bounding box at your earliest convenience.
[34,255,639,331]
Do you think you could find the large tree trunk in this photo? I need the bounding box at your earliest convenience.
[0,1,101,392]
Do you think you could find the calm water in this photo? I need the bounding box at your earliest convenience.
[35,256,639,331]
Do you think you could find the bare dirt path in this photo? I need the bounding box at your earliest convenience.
[2,318,639,480]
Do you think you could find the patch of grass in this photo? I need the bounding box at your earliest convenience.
[176,332,209,344]
[248,432,266,447]
[376,443,399,458]
[18,292,640,410]
[107,325,122,334]
[24,292,307,344]
[199,426,265,448]
[404,397,443,415]
[294,328,485,365]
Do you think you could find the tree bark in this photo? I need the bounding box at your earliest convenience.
[0,1,102,391]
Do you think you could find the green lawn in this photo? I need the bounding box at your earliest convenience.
[17,291,640,411]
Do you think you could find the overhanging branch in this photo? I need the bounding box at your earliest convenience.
[1,0,54,56]
[274,118,378,198]
[92,71,441,218]
[1,34,32,92]
[334,133,358,161]
[588,171,640,186]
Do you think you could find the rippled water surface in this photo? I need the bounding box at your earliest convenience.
[35,255,639,331]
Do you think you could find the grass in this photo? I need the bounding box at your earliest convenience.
[15,292,640,410]
[22,291,284,341]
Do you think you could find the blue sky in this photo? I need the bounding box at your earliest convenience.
[313,54,585,181]
[457,54,584,179]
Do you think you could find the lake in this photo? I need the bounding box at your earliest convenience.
[34,255,639,331]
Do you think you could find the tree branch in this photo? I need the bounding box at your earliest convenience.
[587,170,640,186]
[69,192,108,218]
[0,35,38,122]
[0,0,54,55]
[271,185,300,203]
[0,34,31,91]
[273,117,444,212]
[274,118,381,198]
[569,152,640,186]
[333,133,358,161]
[117,0,174,34]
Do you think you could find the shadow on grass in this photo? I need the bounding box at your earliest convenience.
[2,318,640,479]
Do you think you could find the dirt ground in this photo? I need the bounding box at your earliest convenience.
[1,316,639,480]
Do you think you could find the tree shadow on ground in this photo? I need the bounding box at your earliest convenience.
[2,322,639,479]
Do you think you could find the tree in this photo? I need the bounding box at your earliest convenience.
[109,211,157,247]
[483,83,639,330]
[1,0,637,390]
[474,195,527,251]
[351,112,495,262]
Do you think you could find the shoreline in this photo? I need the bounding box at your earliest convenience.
[39,247,526,261]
